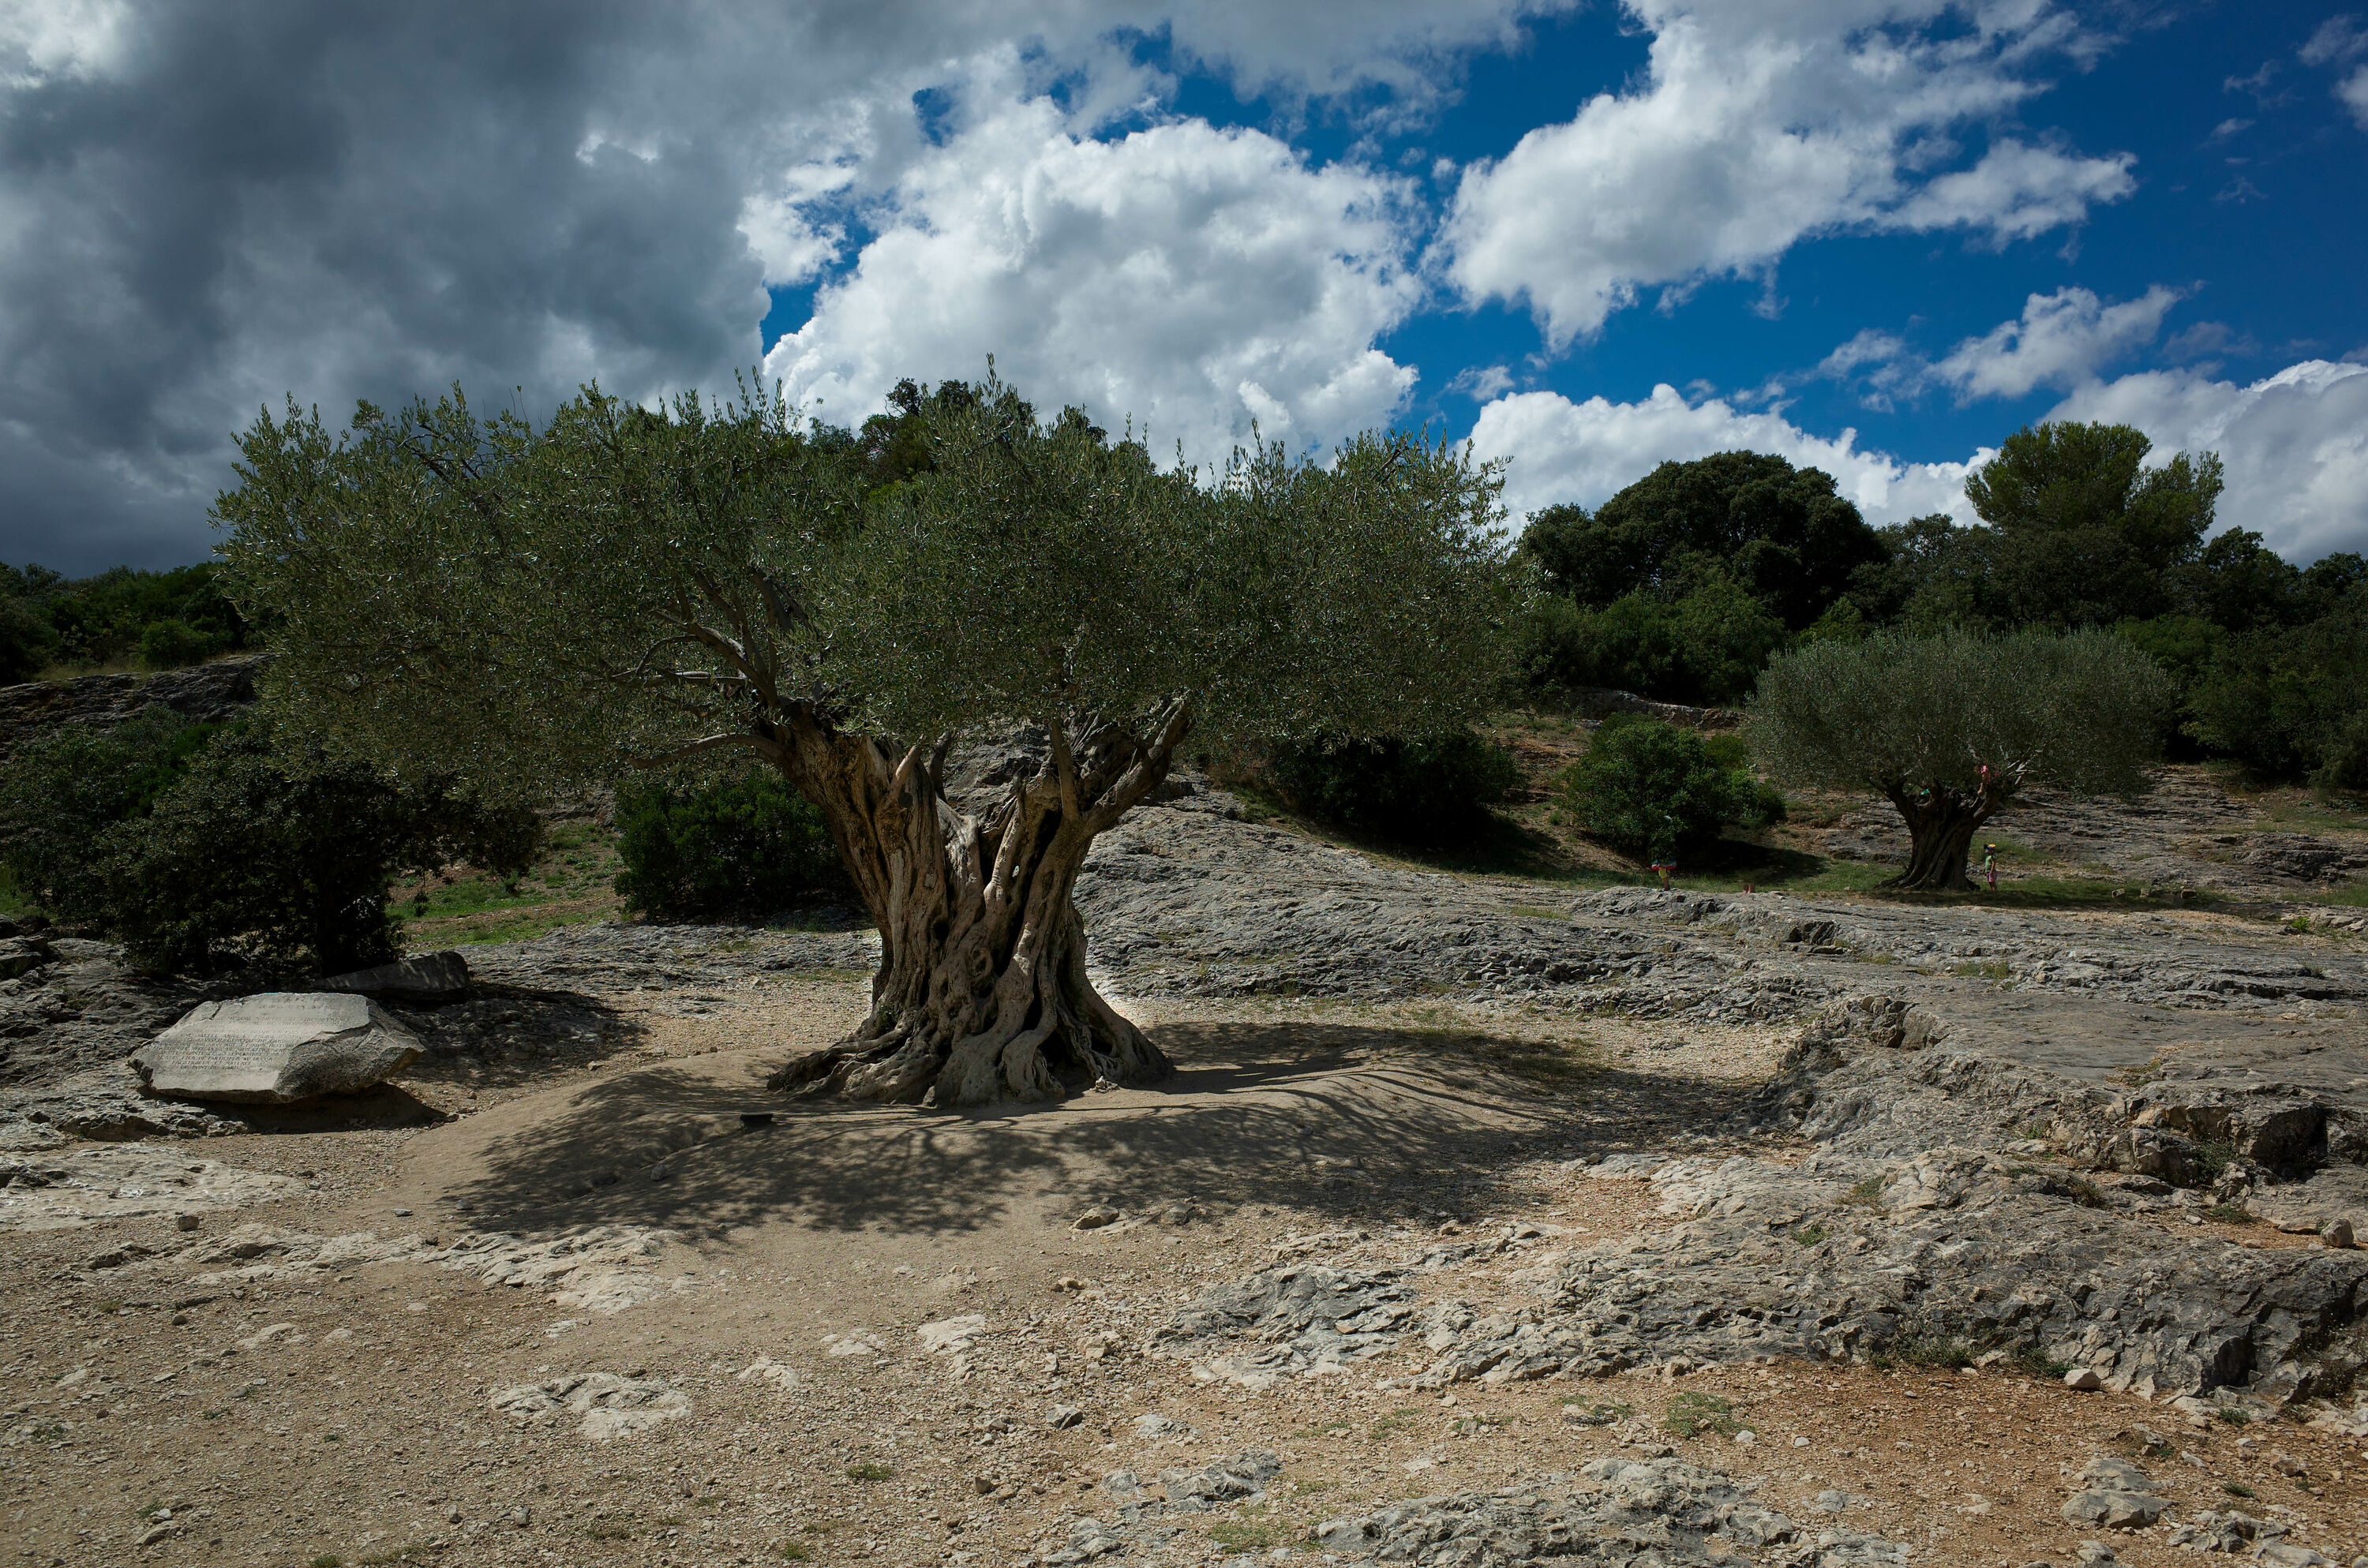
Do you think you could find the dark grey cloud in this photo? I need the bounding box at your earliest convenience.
[0,0,1564,573]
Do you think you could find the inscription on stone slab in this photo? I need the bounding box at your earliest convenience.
[134,993,423,1104]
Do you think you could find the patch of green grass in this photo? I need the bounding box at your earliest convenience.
[842,1462,894,1482]
[2250,800,2368,836]
[1662,1391,1740,1439]
[2010,1348,2073,1379]
[2204,1203,2256,1226]
[440,908,620,946]
[1954,961,2017,981]
[586,1521,635,1541]
[1291,1480,1335,1496]
[2010,1120,2054,1141]
[2312,879,2368,908]
[2063,1177,2109,1210]
[96,1297,122,1315]
[311,1556,343,1568]
[1789,1223,1830,1247]
[202,1409,227,1420]
[2217,1408,2251,1428]
[1842,1176,1885,1207]
[774,1545,811,1562]
[2185,1138,2235,1184]
[29,1423,66,1443]
[1369,1408,1423,1439]
[1875,1314,1976,1370]
[2223,1479,2257,1497]
[1208,1507,1285,1550]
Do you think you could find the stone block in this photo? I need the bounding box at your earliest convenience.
[133,993,423,1103]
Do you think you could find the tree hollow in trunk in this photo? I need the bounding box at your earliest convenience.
[762,710,1182,1107]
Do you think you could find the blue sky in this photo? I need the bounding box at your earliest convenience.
[5,1,2366,573]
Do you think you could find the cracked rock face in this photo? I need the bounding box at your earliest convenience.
[1151,1001,2368,1427]
[2062,1456,2169,1529]
[488,1372,690,1440]
[1315,1458,1908,1566]
[1152,1264,1418,1388]
[0,1143,302,1231]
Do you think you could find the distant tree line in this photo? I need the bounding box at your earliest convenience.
[1516,422,2368,791]
[0,559,260,683]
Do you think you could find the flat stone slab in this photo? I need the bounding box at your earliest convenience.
[320,949,470,1001]
[133,994,423,1103]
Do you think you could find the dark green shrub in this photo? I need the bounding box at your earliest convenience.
[1516,580,1786,707]
[0,709,215,918]
[613,771,846,920]
[136,618,228,670]
[1519,451,1883,631]
[2186,605,2368,787]
[1264,732,1518,847]
[1557,716,1782,861]
[0,596,59,683]
[0,713,538,973]
[2,559,255,670]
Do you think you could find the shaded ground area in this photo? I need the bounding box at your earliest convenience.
[6,765,2368,1566]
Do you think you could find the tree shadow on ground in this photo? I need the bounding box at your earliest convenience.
[395,983,654,1091]
[442,1020,1752,1245]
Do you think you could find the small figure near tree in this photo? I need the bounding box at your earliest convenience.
[216,373,1522,1106]
[1745,628,2173,892]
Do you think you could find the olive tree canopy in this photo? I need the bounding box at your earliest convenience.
[1745,628,2173,891]
[217,375,1523,1103]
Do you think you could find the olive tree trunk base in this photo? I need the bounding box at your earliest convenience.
[762,712,1186,1109]
[1882,788,1991,893]
[767,903,1169,1106]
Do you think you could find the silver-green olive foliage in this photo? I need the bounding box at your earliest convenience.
[1746,627,2173,889]
[215,376,1523,789]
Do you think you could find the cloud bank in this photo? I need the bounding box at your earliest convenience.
[1468,383,1980,526]
[1441,0,2134,345]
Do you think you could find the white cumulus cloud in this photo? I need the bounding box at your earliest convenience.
[1467,382,1980,526]
[762,85,1423,466]
[1441,0,2135,346]
[1930,284,2185,400]
[2338,66,2368,129]
[2045,359,2368,561]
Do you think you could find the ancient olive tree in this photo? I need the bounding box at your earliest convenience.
[216,376,1522,1104]
[1745,628,2173,891]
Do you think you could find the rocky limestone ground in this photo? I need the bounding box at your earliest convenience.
[5,776,2368,1567]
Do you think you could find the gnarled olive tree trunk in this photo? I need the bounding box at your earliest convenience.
[755,702,1186,1106]
[1883,782,2003,893]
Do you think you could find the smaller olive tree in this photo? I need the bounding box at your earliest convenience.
[1746,628,2172,891]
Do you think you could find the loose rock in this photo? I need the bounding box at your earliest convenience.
[133,993,423,1103]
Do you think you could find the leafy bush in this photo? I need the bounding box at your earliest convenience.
[0,596,59,684]
[0,709,217,918]
[1516,580,1787,707]
[2,559,256,672]
[613,771,846,921]
[137,619,229,670]
[1557,716,1782,860]
[0,713,538,973]
[2186,605,2368,788]
[1520,451,1883,631]
[1263,732,1518,847]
